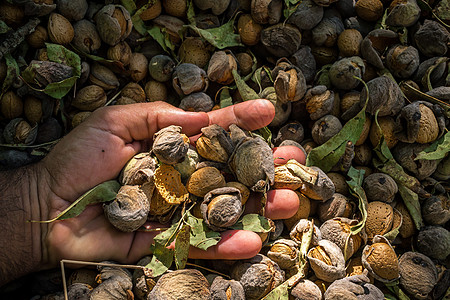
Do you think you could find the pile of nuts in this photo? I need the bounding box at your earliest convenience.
[0,0,449,299]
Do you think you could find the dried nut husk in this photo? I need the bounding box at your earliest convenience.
[173,63,208,95]
[365,201,394,240]
[148,55,175,82]
[71,111,91,128]
[320,218,367,259]
[398,252,438,300]
[369,116,398,148]
[238,14,262,46]
[72,85,107,111]
[260,87,292,127]
[416,226,450,260]
[355,0,383,21]
[107,41,132,66]
[139,0,162,21]
[305,86,335,120]
[392,142,440,180]
[251,0,283,24]
[187,167,226,197]
[146,181,173,217]
[1,90,23,119]
[433,155,450,180]
[231,254,285,300]
[4,119,33,144]
[337,29,363,57]
[193,0,231,15]
[152,125,189,165]
[311,14,344,47]
[148,269,210,300]
[287,0,323,30]
[120,152,156,185]
[422,195,450,225]
[0,2,24,26]
[90,263,133,299]
[267,239,299,269]
[318,193,352,222]
[235,53,253,77]
[24,60,73,86]
[207,51,238,85]
[196,124,234,163]
[326,173,349,196]
[48,13,74,45]
[68,268,98,287]
[179,92,214,112]
[329,56,365,90]
[95,5,132,46]
[290,46,317,82]
[225,182,250,205]
[260,24,302,57]
[290,218,321,246]
[361,29,399,69]
[353,143,372,165]
[121,83,146,103]
[89,63,119,90]
[324,271,384,299]
[228,124,275,192]
[385,45,420,79]
[210,276,245,300]
[395,201,416,239]
[164,145,194,177]
[345,256,365,277]
[360,75,405,116]
[414,20,450,57]
[395,102,440,144]
[58,0,88,21]
[311,115,343,145]
[178,37,210,68]
[362,236,399,282]
[26,25,48,49]
[72,20,101,54]
[273,121,304,146]
[273,164,303,190]
[307,239,346,282]
[386,0,421,27]
[201,187,243,231]
[132,256,154,300]
[291,279,322,300]
[363,173,398,203]
[103,185,150,232]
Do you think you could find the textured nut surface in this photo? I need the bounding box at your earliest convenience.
[187,167,226,197]
[365,201,394,239]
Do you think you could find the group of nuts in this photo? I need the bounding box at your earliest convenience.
[0,0,449,299]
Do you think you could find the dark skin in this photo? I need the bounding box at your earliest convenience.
[0,100,300,286]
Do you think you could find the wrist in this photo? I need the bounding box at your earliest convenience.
[0,162,50,286]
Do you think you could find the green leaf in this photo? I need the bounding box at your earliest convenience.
[220,88,233,108]
[384,208,402,241]
[314,64,332,89]
[255,127,273,146]
[232,69,259,101]
[1,53,19,94]
[398,185,423,230]
[186,212,221,251]
[0,20,11,34]
[120,0,137,13]
[262,282,289,300]
[130,0,157,36]
[174,224,190,270]
[283,0,301,19]
[147,242,174,277]
[187,0,196,25]
[416,0,450,29]
[415,131,450,160]
[306,109,366,172]
[435,0,450,23]
[29,180,120,223]
[231,214,273,233]
[46,43,81,76]
[186,19,243,49]
[44,77,78,99]
[346,167,368,235]
[385,282,411,300]
[72,45,126,73]
[147,25,175,54]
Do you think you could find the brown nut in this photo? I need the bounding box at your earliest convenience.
[95,5,132,46]
[72,85,107,111]
[1,91,23,120]
[355,0,384,21]
[324,272,384,299]
[392,142,440,180]
[395,201,416,239]
[291,279,322,300]
[104,185,150,232]
[311,115,343,145]
[207,51,237,85]
[58,0,88,21]
[318,193,352,222]
[399,252,438,300]
[178,37,210,68]
[48,13,74,45]
[138,0,162,21]
[210,276,245,300]
[196,124,234,163]
[261,24,302,57]
[251,0,283,25]
[71,111,91,128]
[363,173,398,203]
[145,80,167,102]
[152,125,189,165]
[422,195,450,226]
[162,0,187,17]
[307,239,346,282]
[120,82,146,103]
[120,152,156,185]
[267,239,299,269]
[369,116,398,148]
[129,52,148,82]
[362,236,399,282]
[273,65,307,104]
[201,187,243,231]
[23,96,42,124]
[89,63,119,90]
[305,86,335,120]
[187,167,226,197]
[107,41,132,66]
[238,14,262,46]
[290,218,321,246]
[72,20,101,54]
[337,29,363,57]
[26,25,48,49]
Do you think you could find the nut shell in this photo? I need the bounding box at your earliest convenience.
[362,236,399,282]
[48,13,74,45]
[187,167,226,197]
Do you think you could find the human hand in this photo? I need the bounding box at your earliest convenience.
[35,100,303,270]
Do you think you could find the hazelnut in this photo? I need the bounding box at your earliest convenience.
[187,167,226,197]
[48,13,74,45]
[72,85,107,111]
